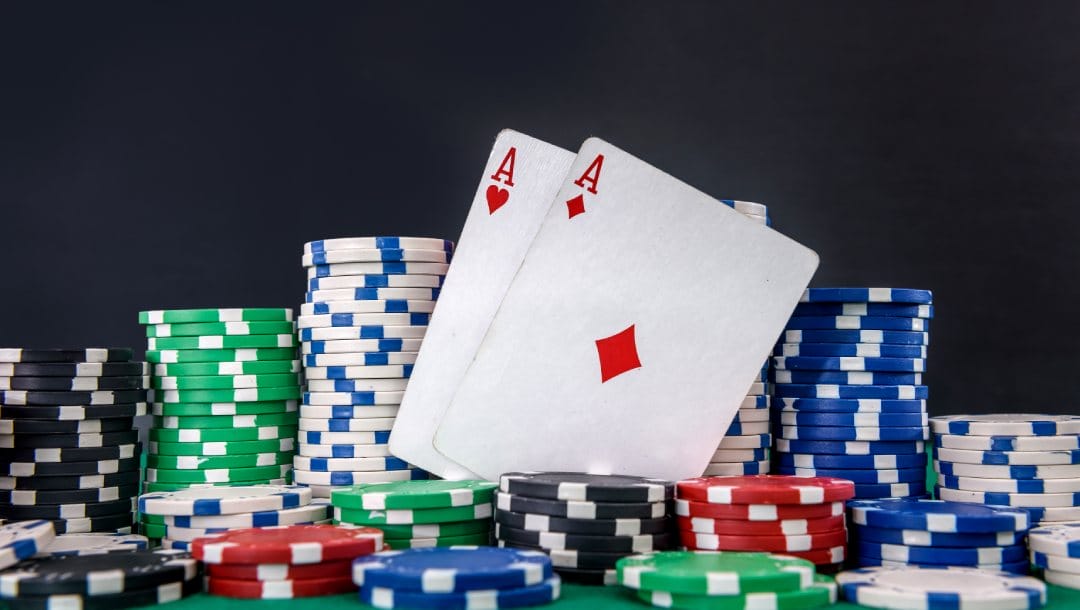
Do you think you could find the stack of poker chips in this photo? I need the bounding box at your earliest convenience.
[674,475,853,570]
[137,484,329,550]
[1028,523,1080,589]
[0,348,146,534]
[140,308,300,492]
[353,547,561,609]
[707,362,772,476]
[332,480,494,549]
[836,565,1046,610]
[0,548,202,609]
[772,287,932,500]
[721,199,771,226]
[296,236,454,495]
[494,472,675,585]
[930,414,1080,525]
[193,524,382,598]
[616,551,837,610]
[848,498,1031,573]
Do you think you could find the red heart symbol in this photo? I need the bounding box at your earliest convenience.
[486,185,509,215]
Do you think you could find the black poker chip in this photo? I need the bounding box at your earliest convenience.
[0,389,147,405]
[50,511,135,534]
[0,403,147,420]
[0,443,141,464]
[496,492,667,520]
[0,349,134,364]
[0,361,147,377]
[2,376,145,391]
[0,430,139,449]
[0,418,134,435]
[3,456,140,477]
[494,508,670,536]
[552,567,617,585]
[0,549,198,597]
[0,469,140,490]
[0,497,136,520]
[0,484,140,505]
[499,472,673,503]
[494,523,674,553]
[498,540,624,569]
[2,577,201,610]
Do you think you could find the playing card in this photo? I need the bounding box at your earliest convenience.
[390,130,575,479]
[433,137,819,481]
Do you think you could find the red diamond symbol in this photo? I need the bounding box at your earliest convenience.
[566,194,586,219]
[595,324,642,383]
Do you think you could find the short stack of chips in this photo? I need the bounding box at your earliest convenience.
[836,565,1046,610]
[847,498,1032,573]
[707,362,772,476]
[930,414,1080,525]
[1028,522,1080,589]
[140,308,301,493]
[0,547,202,609]
[137,484,329,550]
[353,546,561,609]
[297,237,455,495]
[332,480,495,550]
[675,475,853,570]
[772,287,932,500]
[194,524,382,598]
[0,348,146,534]
[494,472,675,585]
[616,550,837,610]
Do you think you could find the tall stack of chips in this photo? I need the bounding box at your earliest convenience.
[139,308,300,496]
[296,237,454,495]
[0,348,146,534]
[494,472,675,585]
[771,287,932,500]
[674,475,853,570]
[848,498,1031,573]
[930,414,1080,525]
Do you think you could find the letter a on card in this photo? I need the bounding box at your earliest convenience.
[434,137,819,481]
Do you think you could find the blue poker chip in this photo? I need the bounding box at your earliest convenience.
[793,302,934,318]
[301,326,426,342]
[304,339,416,355]
[357,577,561,609]
[851,556,1031,575]
[776,452,927,470]
[296,440,391,458]
[776,398,927,413]
[780,425,928,442]
[773,384,928,400]
[776,438,926,455]
[302,391,400,406]
[937,474,1080,494]
[855,540,1026,565]
[773,356,926,372]
[772,370,923,386]
[847,499,1031,533]
[304,364,413,379]
[775,466,925,484]
[301,431,392,446]
[780,411,927,428]
[309,275,446,290]
[294,456,409,472]
[785,315,928,332]
[773,343,927,359]
[800,288,933,304]
[851,482,926,499]
[304,287,441,302]
[852,524,1025,549]
[352,547,554,593]
[302,312,431,328]
[783,330,929,345]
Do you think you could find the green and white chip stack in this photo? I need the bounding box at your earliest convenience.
[330,480,496,549]
[138,308,301,505]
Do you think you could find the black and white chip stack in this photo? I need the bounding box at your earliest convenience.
[0,348,147,535]
[296,237,455,496]
[494,472,676,585]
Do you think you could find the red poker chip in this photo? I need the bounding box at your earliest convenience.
[676,475,855,505]
[207,575,357,598]
[679,527,848,552]
[675,498,844,520]
[191,524,383,565]
[781,545,847,566]
[676,514,846,535]
[207,558,353,581]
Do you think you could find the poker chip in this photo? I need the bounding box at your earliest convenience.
[494,509,669,537]
[678,528,847,552]
[675,475,855,505]
[849,482,926,499]
[773,370,923,386]
[936,486,1080,507]
[800,288,933,304]
[297,442,394,458]
[149,437,295,455]
[776,452,927,470]
[147,452,293,470]
[144,464,293,484]
[302,248,451,266]
[0,577,202,610]
[677,514,845,535]
[353,546,553,592]
[332,480,498,510]
[294,468,427,486]
[192,524,382,564]
[0,403,147,421]
[779,411,928,427]
[716,434,771,450]
[358,576,561,608]
[306,237,454,254]
[635,574,837,610]
[0,349,134,364]
[147,347,298,363]
[772,384,928,400]
[0,549,198,596]
[499,473,671,504]
[0,376,147,392]
[301,364,414,379]
[152,372,301,391]
[298,404,401,418]
[147,334,298,352]
[495,492,664,520]
[49,512,135,535]
[1027,522,1080,558]
[297,312,430,329]
[140,308,294,324]
[0,521,56,570]
[782,330,928,345]
[934,433,1080,452]
[207,557,352,580]
[207,574,357,598]
[0,362,148,378]
[784,315,927,331]
[853,524,1024,548]
[776,439,925,455]
[0,498,135,521]
[295,455,409,472]
[150,424,297,443]
[146,320,296,338]
[774,343,927,359]
[138,484,312,516]
[929,414,1080,436]
[298,416,398,431]
[379,520,495,540]
[835,565,1045,610]
[495,523,671,553]
[383,532,493,550]
[776,397,926,412]
[151,399,297,417]
[301,299,435,315]
[1,485,139,506]
[793,302,933,318]
[702,459,768,475]
[0,469,140,490]
[497,543,627,570]
[1031,550,1080,573]
[674,499,844,521]
[0,430,140,449]
[710,449,768,463]
[335,502,493,525]
[779,424,928,442]
[774,466,925,484]
[615,551,816,595]
[847,499,1030,533]
[1041,568,1080,589]
[935,446,1080,465]
[855,540,1026,565]
[0,390,147,406]
[300,325,426,342]
[152,360,301,377]
[0,417,134,435]
[36,533,148,557]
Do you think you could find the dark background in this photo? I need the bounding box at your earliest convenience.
[2,2,1078,416]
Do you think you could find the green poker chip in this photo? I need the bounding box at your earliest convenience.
[331,480,498,510]
[382,531,493,550]
[149,437,295,456]
[147,451,294,470]
[139,520,167,538]
[152,360,301,377]
[150,425,297,443]
[616,552,817,595]
[141,478,291,493]
[148,334,298,350]
[334,502,493,526]
[139,308,293,324]
[146,321,295,338]
[151,373,301,391]
[151,400,297,417]
[152,386,302,404]
[146,348,297,363]
[153,412,298,429]
[634,575,836,610]
[373,519,494,539]
[145,464,292,484]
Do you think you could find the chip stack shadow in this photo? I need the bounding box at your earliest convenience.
[0,348,147,535]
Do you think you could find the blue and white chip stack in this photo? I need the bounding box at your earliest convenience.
[1028,522,1080,589]
[296,237,454,496]
[930,414,1080,526]
[771,287,932,500]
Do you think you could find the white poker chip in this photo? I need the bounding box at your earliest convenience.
[297,443,392,458]
[0,521,56,570]
[1028,522,1080,558]
[934,433,1080,452]
[302,365,412,380]
[299,405,400,419]
[37,534,148,557]
[298,417,396,432]
[304,378,409,393]
[836,565,1046,610]
[929,414,1080,437]
[936,486,1080,508]
[935,447,1080,466]
[138,485,313,516]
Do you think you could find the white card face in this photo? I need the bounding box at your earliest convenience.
[434,137,819,481]
[390,130,575,479]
